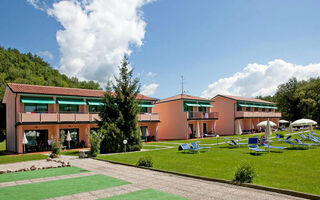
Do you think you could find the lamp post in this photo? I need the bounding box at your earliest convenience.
[216,135,220,145]
[123,139,127,153]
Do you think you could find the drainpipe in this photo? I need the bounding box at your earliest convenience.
[15,93,17,153]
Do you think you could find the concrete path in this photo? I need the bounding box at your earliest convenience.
[48,155,303,200]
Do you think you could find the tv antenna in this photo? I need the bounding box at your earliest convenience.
[181,76,184,94]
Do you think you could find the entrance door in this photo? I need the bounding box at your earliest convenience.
[140,126,147,140]
[60,129,79,149]
[203,123,207,134]
[25,130,49,152]
[188,124,194,138]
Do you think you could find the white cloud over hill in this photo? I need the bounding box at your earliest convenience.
[28,0,152,85]
[202,59,320,98]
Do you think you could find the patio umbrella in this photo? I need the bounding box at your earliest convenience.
[264,118,273,152]
[279,119,289,123]
[235,120,242,147]
[22,133,28,153]
[66,131,72,149]
[291,119,317,126]
[195,121,200,138]
[257,120,277,127]
[145,127,149,143]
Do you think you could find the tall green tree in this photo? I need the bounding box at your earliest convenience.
[98,57,142,153]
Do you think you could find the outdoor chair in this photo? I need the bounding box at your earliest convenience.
[284,140,309,149]
[275,134,282,142]
[230,139,247,147]
[311,131,320,136]
[190,142,210,152]
[248,145,265,155]
[178,143,199,154]
[248,137,258,145]
[299,134,307,143]
[285,135,293,141]
[295,139,317,147]
[259,143,286,152]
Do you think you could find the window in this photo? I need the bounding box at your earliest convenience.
[59,104,79,112]
[262,108,265,112]
[254,107,258,111]
[24,103,48,113]
[237,105,242,111]
[269,108,272,112]
[140,107,148,113]
[89,105,103,113]
[198,106,207,112]
[246,107,251,111]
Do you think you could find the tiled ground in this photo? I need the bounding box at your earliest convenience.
[0,155,305,200]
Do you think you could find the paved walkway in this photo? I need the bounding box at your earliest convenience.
[43,155,302,200]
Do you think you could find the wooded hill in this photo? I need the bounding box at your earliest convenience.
[0,46,101,131]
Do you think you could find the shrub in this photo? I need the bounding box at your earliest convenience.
[50,134,64,158]
[89,130,103,157]
[233,163,256,184]
[136,156,153,167]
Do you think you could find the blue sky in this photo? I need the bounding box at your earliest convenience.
[1,0,320,98]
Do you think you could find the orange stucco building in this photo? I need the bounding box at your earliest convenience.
[153,94,219,140]
[2,83,160,154]
[211,94,281,135]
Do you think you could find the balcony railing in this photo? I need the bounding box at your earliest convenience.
[235,111,282,118]
[187,111,219,120]
[18,113,101,123]
[138,113,160,122]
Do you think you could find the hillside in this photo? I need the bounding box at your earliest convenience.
[0,46,101,131]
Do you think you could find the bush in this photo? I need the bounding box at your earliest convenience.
[233,163,256,184]
[89,130,103,157]
[50,134,64,158]
[136,156,153,167]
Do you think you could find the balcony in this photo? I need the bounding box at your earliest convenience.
[235,111,282,118]
[17,113,101,123]
[138,113,160,122]
[187,111,219,120]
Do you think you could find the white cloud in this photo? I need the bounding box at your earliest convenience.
[147,71,156,78]
[141,83,159,96]
[202,59,320,98]
[37,51,53,60]
[28,0,152,85]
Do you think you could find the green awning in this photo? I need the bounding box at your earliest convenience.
[185,103,201,107]
[138,104,154,108]
[87,100,104,106]
[238,104,277,109]
[21,97,55,104]
[199,103,213,108]
[57,98,86,105]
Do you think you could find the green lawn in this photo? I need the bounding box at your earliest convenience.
[142,145,167,150]
[0,174,129,200]
[0,140,5,152]
[0,154,48,164]
[98,131,320,196]
[60,150,80,156]
[101,189,188,200]
[0,166,87,183]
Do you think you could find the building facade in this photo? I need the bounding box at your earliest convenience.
[2,83,159,153]
[153,94,219,140]
[211,94,281,135]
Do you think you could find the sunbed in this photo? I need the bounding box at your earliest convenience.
[259,143,286,152]
[190,142,210,152]
[284,140,310,149]
[275,134,282,142]
[311,131,320,136]
[178,143,199,153]
[295,139,317,147]
[248,145,265,155]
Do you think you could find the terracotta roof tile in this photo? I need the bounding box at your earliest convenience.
[7,83,155,101]
[156,94,212,104]
[213,94,275,104]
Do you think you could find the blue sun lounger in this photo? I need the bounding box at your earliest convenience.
[190,142,210,152]
[284,140,310,149]
[178,143,199,153]
[248,145,265,155]
[259,143,286,152]
[306,133,320,143]
[296,139,317,147]
[275,134,282,142]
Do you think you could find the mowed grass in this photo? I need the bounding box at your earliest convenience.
[0,166,87,183]
[101,188,188,200]
[0,140,5,152]
[60,150,80,156]
[0,154,48,164]
[98,130,320,195]
[0,174,129,200]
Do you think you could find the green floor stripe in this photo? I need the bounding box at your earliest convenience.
[0,174,129,200]
[0,166,88,183]
[102,189,189,200]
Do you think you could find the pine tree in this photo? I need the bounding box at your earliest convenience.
[98,57,142,153]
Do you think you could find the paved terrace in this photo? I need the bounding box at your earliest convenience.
[0,155,303,200]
